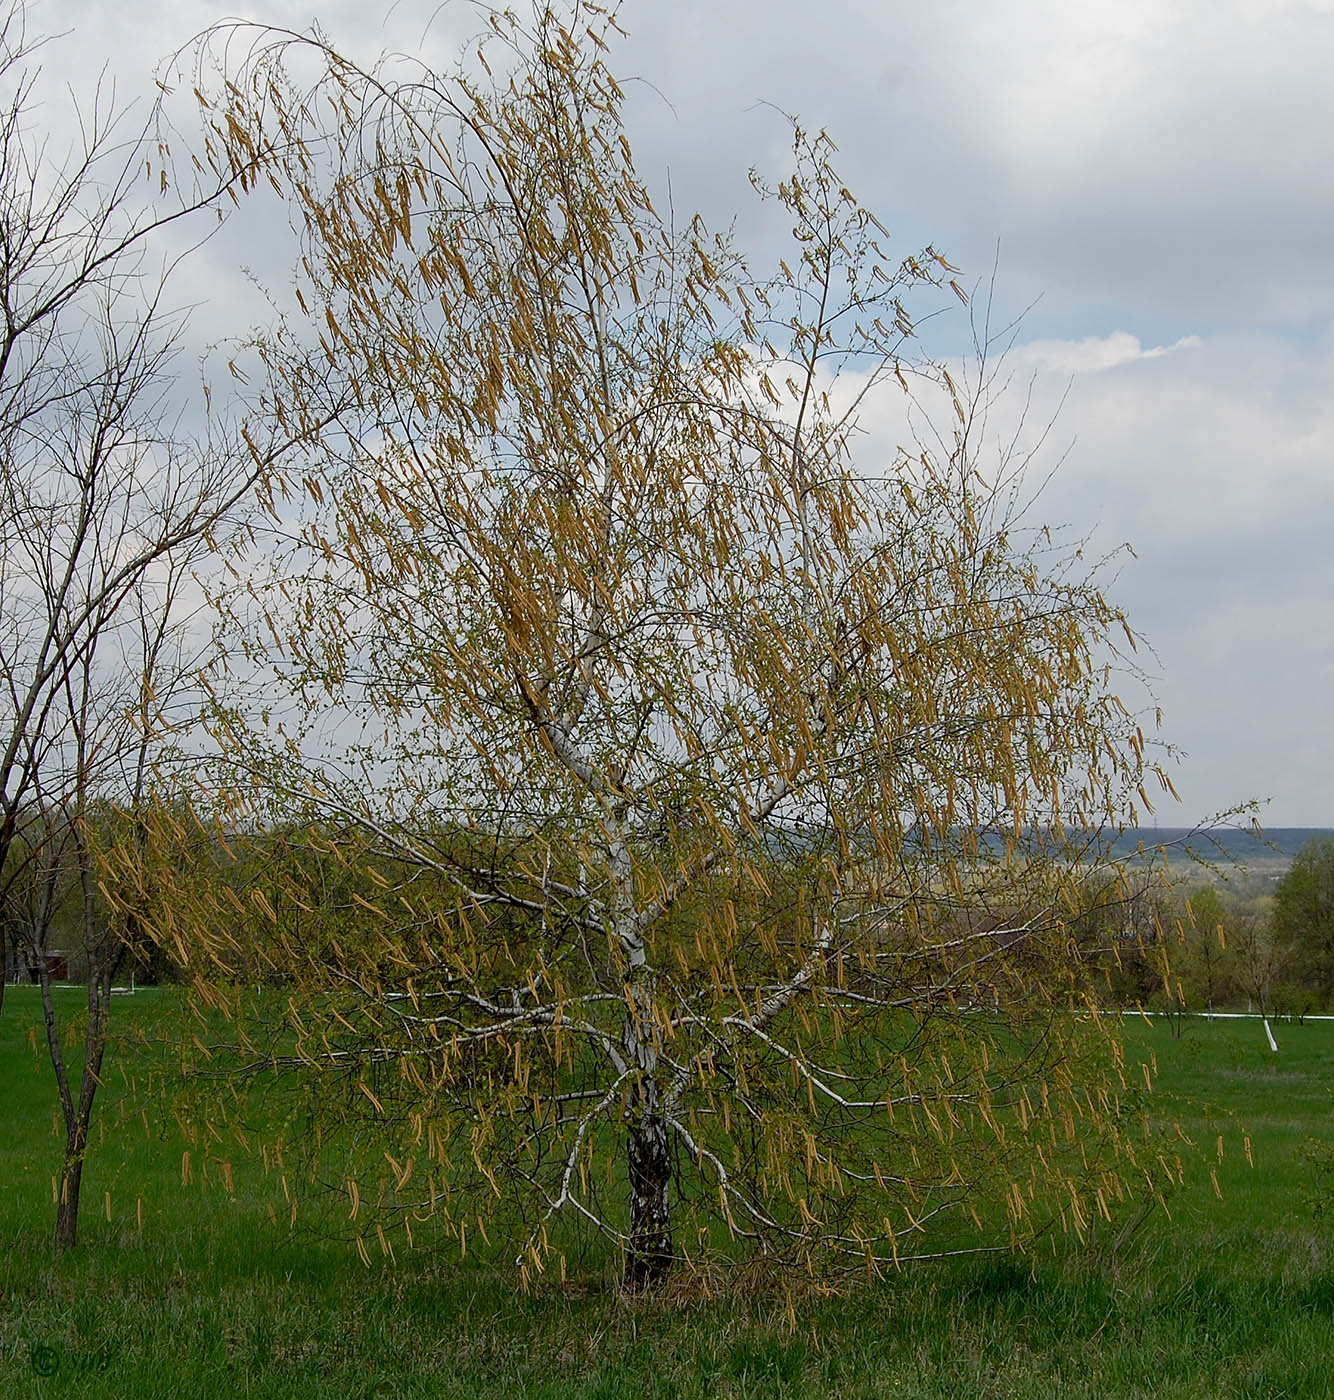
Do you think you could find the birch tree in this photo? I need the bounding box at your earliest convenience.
[142,2,1181,1287]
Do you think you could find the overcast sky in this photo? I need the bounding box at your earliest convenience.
[28,0,1334,827]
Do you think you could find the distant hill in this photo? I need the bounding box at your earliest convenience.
[1106,827,1333,863]
[768,822,1332,868]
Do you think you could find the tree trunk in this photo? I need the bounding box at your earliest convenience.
[55,1128,86,1250]
[39,943,116,1251]
[624,1106,673,1289]
[605,812,675,1290]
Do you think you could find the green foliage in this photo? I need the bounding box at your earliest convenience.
[1272,837,1334,1008]
[1174,885,1239,1012]
[1114,876,1302,1018]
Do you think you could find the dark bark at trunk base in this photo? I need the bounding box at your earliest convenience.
[624,1114,673,1290]
[55,1145,84,1251]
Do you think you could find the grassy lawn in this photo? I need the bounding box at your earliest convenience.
[1,988,1331,1397]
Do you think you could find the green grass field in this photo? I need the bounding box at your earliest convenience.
[2,988,1332,1398]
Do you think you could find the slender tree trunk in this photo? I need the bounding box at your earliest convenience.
[55,1125,87,1250]
[625,1097,673,1290]
[620,1002,675,1288]
[58,970,113,1250]
[39,931,117,1251]
[38,959,80,1248]
[607,817,675,1289]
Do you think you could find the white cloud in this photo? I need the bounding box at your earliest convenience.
[1014,332,1203,375]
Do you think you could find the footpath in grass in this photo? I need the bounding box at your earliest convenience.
[1,988,1332,1398]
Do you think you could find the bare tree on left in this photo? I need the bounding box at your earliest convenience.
[0,0,284,1249]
